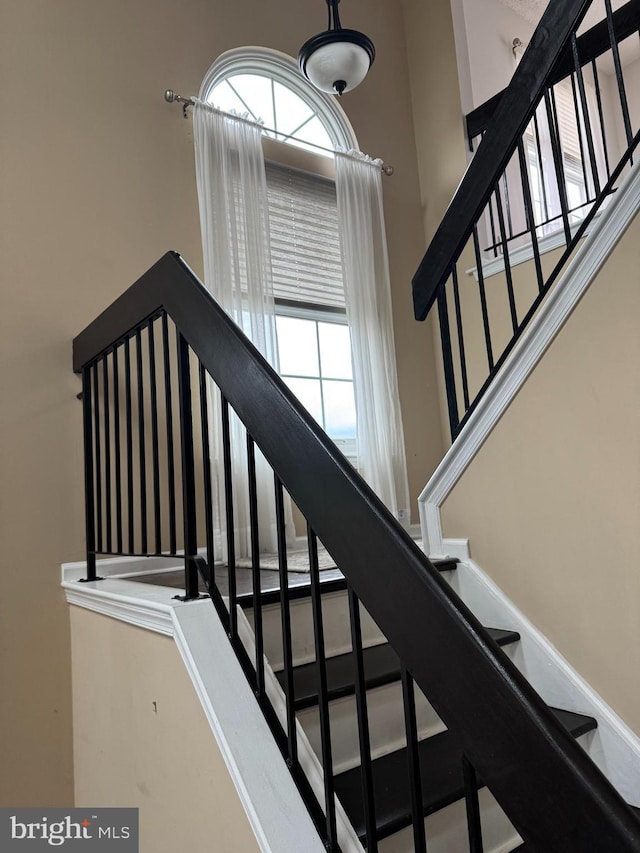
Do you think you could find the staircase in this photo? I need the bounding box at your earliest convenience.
[70,1,640,849]
[232,554,624,851]
[71,243,640,850]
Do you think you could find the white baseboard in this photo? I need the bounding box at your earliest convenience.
[443,557,640,806]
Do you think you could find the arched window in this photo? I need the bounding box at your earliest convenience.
[200,48,359,457]
[199,47,357,154]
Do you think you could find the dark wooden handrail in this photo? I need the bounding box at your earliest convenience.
[74,252,640,851]
[412,0,593,321]
[466,0,640,141]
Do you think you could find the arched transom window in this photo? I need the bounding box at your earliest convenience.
[199,47,357,155]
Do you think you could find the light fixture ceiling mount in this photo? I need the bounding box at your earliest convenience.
[298,0,375,96]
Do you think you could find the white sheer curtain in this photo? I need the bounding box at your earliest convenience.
[193,99,292,558]
[334,151,411,525]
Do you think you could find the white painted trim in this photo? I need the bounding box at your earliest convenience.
[419,161,640,557]
[173,604,330,853]
[444,558,640,805]
[63,578,177,635]
[64,576,332,852]
[465,209,605,281]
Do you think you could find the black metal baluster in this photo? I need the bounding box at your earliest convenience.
[487,191,499,258]
[571,38,600,199]
[308,526,338,851]
[437,283,459,440]
[493,184,518,334]
[348,588,378,853]
[161,314,177,556]
[591,59,611,180]
[605,0,633,150]
[401,666,427,853]
[148,319,162,555]
[246,433,264,699]
[533,111,550,223]
[81,366,97,580]
[102,355,112,553]
[569,73,591,204]
[275,475,297,768]
[176,332,200,600]
[462,756,484,853]
[199,363,215,577]
[472,226,495,373]
[92,361,103,554]
[135,327,147,554]
[517,139,544,293]
[221,395,237,637]
[112,345,123,554]
[124,336,134,554]
[451,266,470,411]
[502,172,514,240]
[544,88,572,244]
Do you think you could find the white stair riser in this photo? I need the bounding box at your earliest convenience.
[377,787,521,853]
[244,590,386,669]
[297,680,445,775]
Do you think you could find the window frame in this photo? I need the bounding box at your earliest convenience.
[199,47,357,153]
[200,48,360,461]
[275,300,357,461]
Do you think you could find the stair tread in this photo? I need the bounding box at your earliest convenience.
[280,628,520,711]
[333,708,597,843]
[238,556,459,608]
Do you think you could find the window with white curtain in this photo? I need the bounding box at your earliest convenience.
[524,76,605,236]
[202,50,359,460]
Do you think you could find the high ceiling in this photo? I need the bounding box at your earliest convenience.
[498,0,628,29]
[497,0,546,25]
[497,0,638,67]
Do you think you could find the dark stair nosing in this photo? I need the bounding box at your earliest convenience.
[238,557,459,609]
[280,628,521,712]
[333,708,598,844]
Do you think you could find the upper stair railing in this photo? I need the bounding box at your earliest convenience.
[413,0,640,439]
[74,252,640,852]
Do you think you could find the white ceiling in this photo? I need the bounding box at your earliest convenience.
[498,0,628,28]
[497,0,639,66]
[497,0,546,25]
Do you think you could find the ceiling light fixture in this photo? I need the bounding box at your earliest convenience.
[298,0,375,96]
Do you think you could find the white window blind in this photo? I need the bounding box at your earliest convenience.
[554,79,583,164]
[265,162,345,309]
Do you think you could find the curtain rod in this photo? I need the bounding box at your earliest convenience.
[164,89,394,176]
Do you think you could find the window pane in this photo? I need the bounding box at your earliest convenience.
[319,322,352,379]
[276,316,319,377]
[227,74,274,127]
[273,82,313,138]
[283,377,323,424]
[209,80,246,115]
[323,380,356,439]
[294,116,333,150]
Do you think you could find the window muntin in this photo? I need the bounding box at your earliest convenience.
[276,309,356,456]
[208,73,334,154]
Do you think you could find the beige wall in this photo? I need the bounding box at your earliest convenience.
[401,0,469,445]
[442,213,640,734]
[1,0,443,805]
[70,608,260,853]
